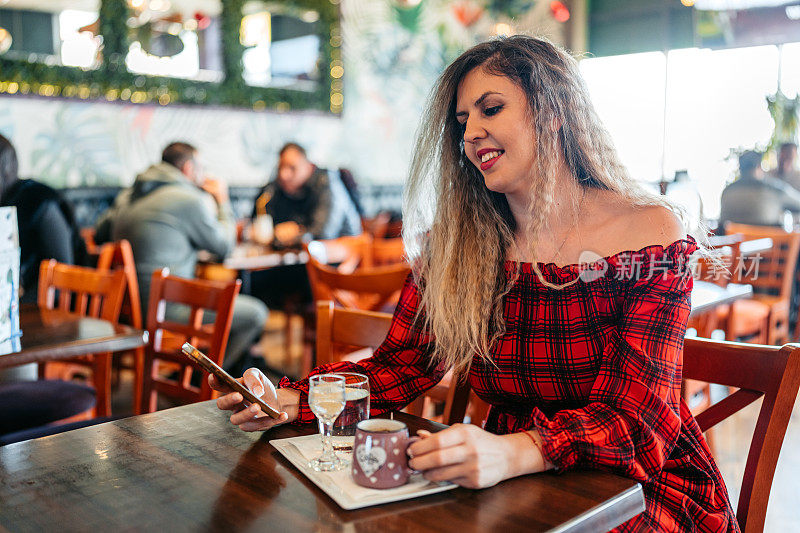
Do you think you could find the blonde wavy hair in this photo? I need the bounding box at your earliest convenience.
[403,35,689,378]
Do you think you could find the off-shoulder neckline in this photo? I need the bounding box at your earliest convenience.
[504,235,698,274]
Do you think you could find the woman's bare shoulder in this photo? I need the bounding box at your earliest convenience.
[586,191,686,253]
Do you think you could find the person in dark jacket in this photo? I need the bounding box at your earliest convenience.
[251,143,361,244]
[0,134,85,303]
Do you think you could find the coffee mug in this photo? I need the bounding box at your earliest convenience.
[352,419,415,489]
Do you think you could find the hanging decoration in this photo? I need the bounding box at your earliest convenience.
[550,1,570,23]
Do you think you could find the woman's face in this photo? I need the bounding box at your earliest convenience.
[456,67,537,197]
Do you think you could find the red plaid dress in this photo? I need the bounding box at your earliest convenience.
[281,237,739,532]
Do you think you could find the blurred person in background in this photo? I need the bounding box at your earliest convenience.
[719,150,800,230]
[0,134,86,303]
[767,142,800,191]
[249,143,362,310]
[251,143,361,246]
[95,142,268,374]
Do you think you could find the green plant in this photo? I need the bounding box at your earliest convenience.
[0,0,340,113]
[766,89,800,153]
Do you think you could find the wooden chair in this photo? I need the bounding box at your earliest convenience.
[96,239,146,414]
[37,260,127,417]
[315,301,470,425]
[683,337,800,532]
[305,258,411,313]
[685,234,756,450]
[370,237,406,266]
[142,269,240,413]
[689,234,750,338]
[725,223,800,345]
[306,234,372,272]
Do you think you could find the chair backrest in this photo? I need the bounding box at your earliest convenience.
[142,269,240,413]
[37,260,128,417]
[699,233,744,288]
[724,223,800,298]
[306,257,411,312]
[683,337,800,532]
[306,234,371,272]
[315,301,470,425]
[370,237,406,267]
[315,300,393,366]
[96,239,142,329]
[38,260,126,323]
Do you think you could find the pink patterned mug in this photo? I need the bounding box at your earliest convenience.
[351,419,415,489]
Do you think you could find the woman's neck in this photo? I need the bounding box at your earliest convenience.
[505,161,583,243]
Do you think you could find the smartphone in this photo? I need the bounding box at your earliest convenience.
[181,342,281,419]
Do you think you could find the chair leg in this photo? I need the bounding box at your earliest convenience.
[93,352,112,417]
[141,355,156,414]
[132,346,145,415]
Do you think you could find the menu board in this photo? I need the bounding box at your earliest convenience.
[0,207,20,351]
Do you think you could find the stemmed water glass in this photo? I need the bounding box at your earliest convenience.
[308,374,347,472]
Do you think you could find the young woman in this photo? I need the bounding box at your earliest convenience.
[212,36,737,531]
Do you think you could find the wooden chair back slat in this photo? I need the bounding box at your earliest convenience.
[693,388,763,431]
[683,337,800,532]
[37,260,127,416]
[725,223,800,298]
[97,239,143,328]
[142,269,240,413]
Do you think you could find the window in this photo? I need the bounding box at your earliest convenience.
[580,44,783,219]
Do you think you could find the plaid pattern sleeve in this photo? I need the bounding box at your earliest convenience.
[279,274,446,424]
[530,264,689,480]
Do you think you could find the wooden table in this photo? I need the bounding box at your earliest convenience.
[690,280,753,317]
[0,304,148,369]
[0,402,645,532]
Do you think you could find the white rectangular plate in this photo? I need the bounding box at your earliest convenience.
[271,434,457,510]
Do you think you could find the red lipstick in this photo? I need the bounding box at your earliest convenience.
[476,148,504,171]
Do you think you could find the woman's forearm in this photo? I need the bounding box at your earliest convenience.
[276,388,301,422]
[502,430,554,480]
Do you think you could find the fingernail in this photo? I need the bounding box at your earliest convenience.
[252,386,264,397]
[250,404,259,413]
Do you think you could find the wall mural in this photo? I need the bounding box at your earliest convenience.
[0,0,567,187]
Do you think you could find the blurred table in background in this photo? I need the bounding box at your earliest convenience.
[0,303,147,369]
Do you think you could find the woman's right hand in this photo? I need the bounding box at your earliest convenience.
[209,368,300,432]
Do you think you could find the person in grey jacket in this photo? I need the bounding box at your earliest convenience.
[95,142,268,373]
[719,150,800,230]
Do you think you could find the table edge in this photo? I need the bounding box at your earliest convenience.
[1,330,147,368]
[548,482,645,533]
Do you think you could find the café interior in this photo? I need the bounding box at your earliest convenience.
[1,0,800,531]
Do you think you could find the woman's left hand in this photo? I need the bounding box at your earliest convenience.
[407,423,518,489]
